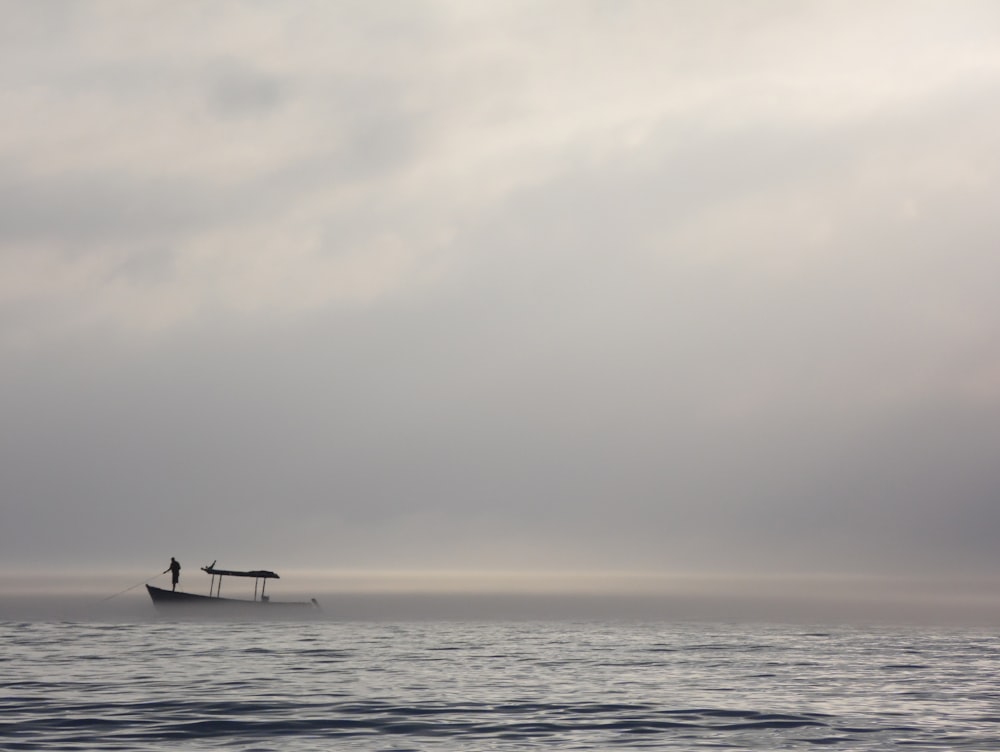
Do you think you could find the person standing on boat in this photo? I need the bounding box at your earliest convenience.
[164,557,181,591]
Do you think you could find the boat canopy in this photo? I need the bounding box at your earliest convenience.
[202,564,280,579]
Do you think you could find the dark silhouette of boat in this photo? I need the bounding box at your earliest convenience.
[146,561,320,614]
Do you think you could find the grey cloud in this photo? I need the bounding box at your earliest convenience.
[0,164,219,248]
[207,64,289,119]
[2,3,1000,610]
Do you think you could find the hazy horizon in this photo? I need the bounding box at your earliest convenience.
[3,568,999,625]
[3,2,1000,624]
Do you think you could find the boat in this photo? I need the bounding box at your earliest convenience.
[146,561,320,614]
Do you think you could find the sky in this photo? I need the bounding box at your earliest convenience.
[2,2,1000,616]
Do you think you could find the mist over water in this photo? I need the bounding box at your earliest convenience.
[3,569,998,625]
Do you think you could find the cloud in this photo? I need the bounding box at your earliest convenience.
[1,2,1000,597]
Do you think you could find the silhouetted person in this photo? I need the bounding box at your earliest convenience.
[164,557,181,591]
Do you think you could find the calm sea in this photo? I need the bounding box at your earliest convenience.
[2,618,998,750]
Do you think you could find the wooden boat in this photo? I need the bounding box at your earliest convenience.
[146,561,319,614]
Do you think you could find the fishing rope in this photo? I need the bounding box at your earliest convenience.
[99,572,162,602]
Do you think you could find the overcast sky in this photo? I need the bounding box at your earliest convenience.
[3,2,1000,603]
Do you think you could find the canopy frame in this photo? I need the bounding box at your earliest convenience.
[201,562,280,601]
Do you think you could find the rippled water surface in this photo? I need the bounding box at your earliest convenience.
[2,620,998,750]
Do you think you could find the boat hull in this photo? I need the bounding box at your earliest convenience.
[146,585,318,616]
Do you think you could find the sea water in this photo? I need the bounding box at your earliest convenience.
[2,619,998,750]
